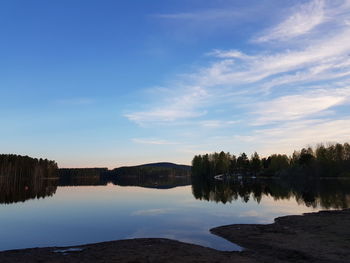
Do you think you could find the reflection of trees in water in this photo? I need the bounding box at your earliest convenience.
[58,167,191,189]
[115,174,191,189]
[292,179,350,209]
[114,165,191,188]
[0,166,192,204]
[191,176,350,209]
[3,159,348,209]
[0,175,58,204]
[59,168,109,186]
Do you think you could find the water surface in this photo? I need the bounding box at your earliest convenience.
[0,175,349,251]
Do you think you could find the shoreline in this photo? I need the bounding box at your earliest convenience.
[0,209,349,262]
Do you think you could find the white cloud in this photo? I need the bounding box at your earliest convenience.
[152,5,265,39]
[207,49,252,60]
[128,1,350,127]
[199,120,238,128]
[132,138,179,145]
[253,89,349,124]
[125,0,350,155]
[154,9,240,21]
[201,29,350,87]
[254,119,350,156]
[256,0,326,42]
[126,108,202,123]
[125,86,208,124]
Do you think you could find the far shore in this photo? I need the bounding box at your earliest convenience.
[0,209,349,262]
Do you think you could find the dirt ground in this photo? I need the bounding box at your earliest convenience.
[212,209,350,262]
[0,238,254,263]
[0,209,349,262]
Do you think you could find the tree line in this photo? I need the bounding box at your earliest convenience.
[0,154,58,204]
[0,154,58,178]
[192,142,350,178]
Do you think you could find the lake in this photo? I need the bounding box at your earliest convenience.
[0,174,350,252]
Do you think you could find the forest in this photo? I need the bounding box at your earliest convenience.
[192,142,350,178]
[0,154,58,204]
[0,154,58,178]
[0,157,191,203]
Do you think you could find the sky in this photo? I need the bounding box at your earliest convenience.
[1,0,350,168]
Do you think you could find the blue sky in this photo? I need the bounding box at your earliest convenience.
[1,0,350,168]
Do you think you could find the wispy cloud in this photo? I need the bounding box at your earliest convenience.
[125,0,350,155]
[132,138,179,145]
[124,86,208,124]
[57,98,94,105]
[198,120,239,128]
[154,9,240,21]
[253,88,348,125]
[203,29,350,88]
[254,118,350,155]
[255,0,326,42]
[152,5,265,38]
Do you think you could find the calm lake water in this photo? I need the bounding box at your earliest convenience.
[0,175,350,251]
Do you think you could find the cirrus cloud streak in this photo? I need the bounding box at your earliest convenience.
[125,0,350,156]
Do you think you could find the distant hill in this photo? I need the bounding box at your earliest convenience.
[56,163,192,183]
[123,162,191,171]
[114,162,191,178]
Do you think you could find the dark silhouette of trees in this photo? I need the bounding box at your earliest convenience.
[299,147,315,166]
[0,157,192,203]
[192,142,350,178]
[0,154,58,204]
[192,152,236,177]
[58,163,191,189]
[250,152,261,175]
[267,154,290,174]
[58,168,109,186]
[236,153,250,174]
[0,154,58,178]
